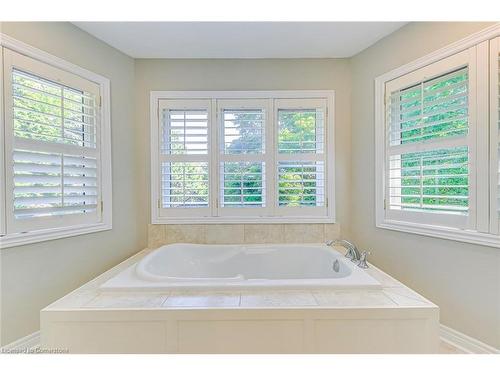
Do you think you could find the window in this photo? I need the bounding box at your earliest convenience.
[376,29,500,247]
[158,99,211,218]
[218,99,270,216]
[151,91,334,223]
[385,54,473,229]
[276,99,328,217]
[0,40,112,248]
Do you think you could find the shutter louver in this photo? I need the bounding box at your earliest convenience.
[11,68,99,222]
[222,109,264,154]
[387,67,470,216]
[278,161,324,207]
[162,110,208,155]
[220,162,265,207]
[161,162,209,208]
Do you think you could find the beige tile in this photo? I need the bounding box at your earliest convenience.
[163,292,240,307]
[148,224,166,248]
[312,290,395,307]
[383,287,431,307]
[205,224,244,244]
[324,223,341,241]
[240,291,317,307]
[244,224,284,243]
[84,293,168,308]
[283,224,325,243]
[165,225,206,244]
[49,290,99,309]
[365,266,401,288]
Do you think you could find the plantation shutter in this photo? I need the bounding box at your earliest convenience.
[3,49,101,234]
[384,49,475,228]
[158,99,211,217]
[217,99,270,216]
[489,36,500,234]
[275,98,328,217]
[497,42,500,229]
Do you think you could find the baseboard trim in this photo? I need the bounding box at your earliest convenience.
[440,324,499,354]
[1,331,40,353]
[1,326,498,354]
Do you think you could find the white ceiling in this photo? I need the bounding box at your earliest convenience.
[73,22,406,59]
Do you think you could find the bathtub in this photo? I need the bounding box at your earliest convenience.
[100,243,381,291]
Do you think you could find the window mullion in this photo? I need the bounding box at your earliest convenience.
[268,98,276,216]
[210,99,219,217]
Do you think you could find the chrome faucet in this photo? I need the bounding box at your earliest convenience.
[326,239,361,262]
[357,251,371,269]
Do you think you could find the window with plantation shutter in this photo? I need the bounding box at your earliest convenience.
[158,99,211,217]
[386,65,471,228]
[384,50,476,229]
[376,34,500,247]
[0,44,111,248]
[275,98,328,217]
[10,69,99,228]
[151,92,335,223]
[218,99,270,216]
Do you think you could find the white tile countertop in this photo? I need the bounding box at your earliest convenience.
[44,246,437,312]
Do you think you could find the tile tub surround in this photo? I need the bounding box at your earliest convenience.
[148,223,341,248]
[40,246,439,354]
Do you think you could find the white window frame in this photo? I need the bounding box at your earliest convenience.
[0,34,112,249]
[151,90,335,224]
[375,24,500,248]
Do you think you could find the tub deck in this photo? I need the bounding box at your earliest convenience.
[41,246,439,354]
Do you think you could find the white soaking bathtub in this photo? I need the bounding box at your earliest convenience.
[100,243,381,291]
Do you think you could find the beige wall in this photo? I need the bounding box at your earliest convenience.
[135,58,353,246]
[351,22,500,348]
[0,22,147,345]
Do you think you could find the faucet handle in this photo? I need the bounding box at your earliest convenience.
[326,239,335,246]
[357,250,371,269]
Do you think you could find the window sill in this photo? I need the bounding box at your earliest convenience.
[153,216,336,225]
[377,219,500,248]
[0,222,112,249]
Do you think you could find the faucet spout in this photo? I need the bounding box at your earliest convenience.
[327,239,361,262]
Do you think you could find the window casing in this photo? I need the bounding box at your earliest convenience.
[0,36,112,248]
[151,91,335,224]
[375,28,500,247]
